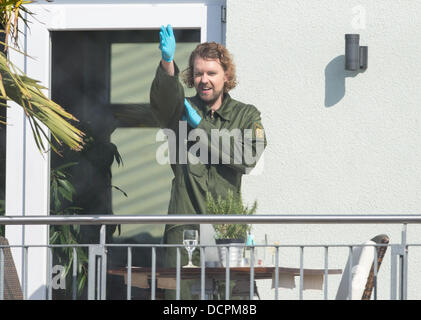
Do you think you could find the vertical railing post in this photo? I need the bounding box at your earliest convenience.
[390,244,398,300]
[390,226,409,300]
[88,244,105,300]
[87,245,95,300]
[324,246,328,300]
[404,244,408,300]
[250,246,255,300]
[348,246,353,300]
[373,245,378,300]
[96,252,101,299]
[100,225,107,300]
[47,246,52,300]
[151,246,156,300]
[201,246,206,300]
[176,247,181,300]
[225,246,230,300]
[23,246,28,300]
[401,224,408,300]
[72,248,78,300]
[299,246,304,300]
[127,246,132,300]
[274,246,279,300]
[0,248,4,300]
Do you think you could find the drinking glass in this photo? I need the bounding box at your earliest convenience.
[183,230,199,268]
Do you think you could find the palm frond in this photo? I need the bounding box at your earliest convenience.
[0,0,85,154]
[0,52,85,152]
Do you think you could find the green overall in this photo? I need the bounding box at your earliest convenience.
[150,61,267,299]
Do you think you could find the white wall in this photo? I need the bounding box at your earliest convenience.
[227,0,421,299]
[5,13,50,299]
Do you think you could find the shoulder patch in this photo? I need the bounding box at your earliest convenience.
[254,122,265,140]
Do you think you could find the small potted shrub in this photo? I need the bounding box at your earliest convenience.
[206,190,257,267]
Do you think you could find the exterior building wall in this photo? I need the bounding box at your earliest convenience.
[227,0,421,299]
[4,0,421,300]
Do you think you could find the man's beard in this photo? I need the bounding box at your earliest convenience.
[196,87,224,107]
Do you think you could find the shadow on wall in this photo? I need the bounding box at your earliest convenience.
[325,55,366,107]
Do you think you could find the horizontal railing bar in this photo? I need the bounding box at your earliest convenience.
[1,243,421,250]
[0,215,421,225]
[0,243,398,248]
[0,244,90,248]
[104,244,393,248]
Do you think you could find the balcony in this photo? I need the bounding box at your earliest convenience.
[0,215,417,300]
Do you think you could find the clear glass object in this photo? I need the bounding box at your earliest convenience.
[183,230,199,268]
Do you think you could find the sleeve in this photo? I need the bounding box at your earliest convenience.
[149,61,185,131]
[195,105,267,174]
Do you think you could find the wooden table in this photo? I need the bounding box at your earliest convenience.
[108,266,342,288]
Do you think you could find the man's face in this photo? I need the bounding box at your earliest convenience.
[193,57,227,105]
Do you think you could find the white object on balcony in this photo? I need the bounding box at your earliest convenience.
[335,240,376,300]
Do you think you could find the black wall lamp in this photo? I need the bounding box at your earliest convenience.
[345,34,368,71]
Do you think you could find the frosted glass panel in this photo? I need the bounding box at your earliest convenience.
[111,42,198,104]
[111,128,172,239]
[110,39,199,242]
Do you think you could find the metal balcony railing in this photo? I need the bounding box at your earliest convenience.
[0,214,419,300]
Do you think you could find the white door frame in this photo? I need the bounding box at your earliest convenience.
[5,0,225,299]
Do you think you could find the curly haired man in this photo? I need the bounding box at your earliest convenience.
[150,25,267,299]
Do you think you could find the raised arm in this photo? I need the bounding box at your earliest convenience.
[149,25,184,130]
[161,60,175,77]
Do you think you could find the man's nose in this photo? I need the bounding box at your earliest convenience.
[200,74,209,83]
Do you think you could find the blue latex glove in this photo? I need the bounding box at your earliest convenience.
[159,24,176,62]
[182,99,202,128]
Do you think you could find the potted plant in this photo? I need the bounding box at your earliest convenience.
[206,190,257,267]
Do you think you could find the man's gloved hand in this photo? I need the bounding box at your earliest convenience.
[182,99,202,128]
[159,24,176,62]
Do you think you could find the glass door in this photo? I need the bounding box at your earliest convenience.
[50,29,200,298]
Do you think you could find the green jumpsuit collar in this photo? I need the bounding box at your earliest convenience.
[193,93,232,121]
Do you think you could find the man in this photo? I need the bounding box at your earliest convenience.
[150,25,267,299]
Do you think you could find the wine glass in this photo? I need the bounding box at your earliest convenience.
[183,230,199,268]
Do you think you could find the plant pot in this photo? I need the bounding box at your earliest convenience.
[215,239,245,267]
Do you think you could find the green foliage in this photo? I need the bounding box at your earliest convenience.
[206,190,257,240]
[0,0,85,154]
[50,155,126,298]
[49,162,88,298]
